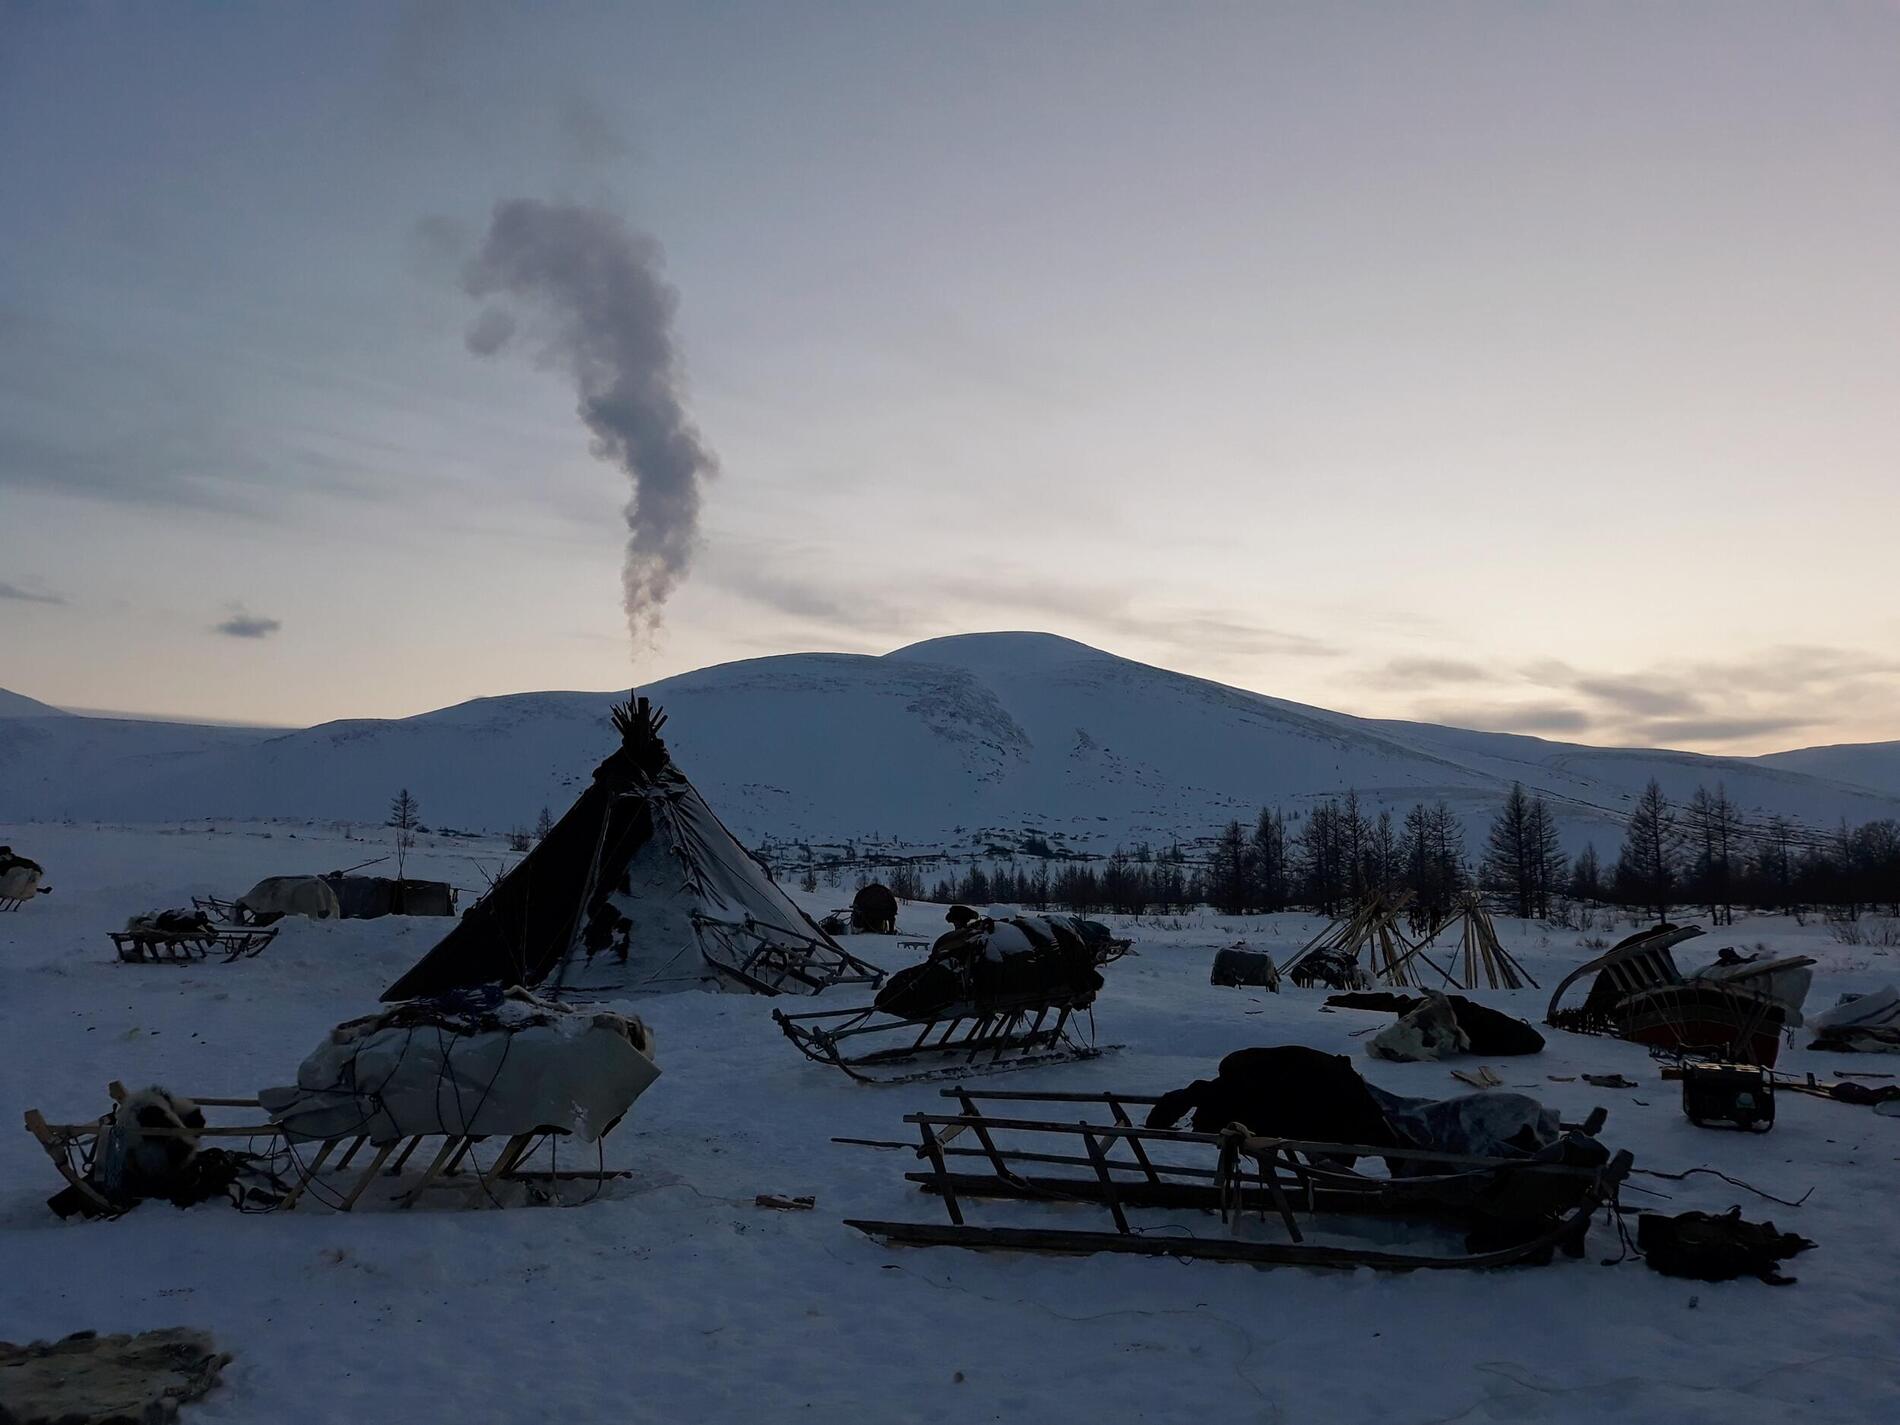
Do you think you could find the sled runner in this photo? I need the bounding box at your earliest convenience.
[774,993,1107,1086]
[844,1087,1630,1271]
[110,924,280,964]
[24,1081,628,1219]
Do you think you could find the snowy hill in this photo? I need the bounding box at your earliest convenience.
[0,687,67,718]
[2,633,1897,857]
[1758,740,1900,800]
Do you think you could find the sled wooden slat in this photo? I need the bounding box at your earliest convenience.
[110,925,279,965]
[846,1212,1611,1272]
[25,1084,627,1215]
[847,1090,1631,1273]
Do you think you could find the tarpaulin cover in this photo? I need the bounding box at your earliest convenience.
[258,988,659,1143]
[1688,954,1815,1026]
[875,915,1103,1019]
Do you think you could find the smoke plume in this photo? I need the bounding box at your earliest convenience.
[461,200,717,646]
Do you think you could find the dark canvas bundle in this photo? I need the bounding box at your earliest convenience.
[1143,1045,1400,1155]
[874,915,1103,1020]
[1636,1207,1816,1285]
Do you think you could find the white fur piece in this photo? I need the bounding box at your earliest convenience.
[1367,994,1471,1062]
[236,875,341,921]
[0,864,43,901]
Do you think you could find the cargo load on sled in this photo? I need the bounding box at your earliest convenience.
[774,912,1111,1085]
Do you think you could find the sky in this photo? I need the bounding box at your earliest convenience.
[2,2,1897,752]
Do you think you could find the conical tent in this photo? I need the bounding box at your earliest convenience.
[382,698,883,1001]
[1386,895,1538,991]
[1279,890,1450,988]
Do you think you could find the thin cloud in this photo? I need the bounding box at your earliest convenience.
[704,553,1338,664]
[0,580,64,605]
[213,613,282,639]
[1364,656,1488,687]
[1412,701,1596,736]
[1572,676,1705,717]
[1624,714,1816,746]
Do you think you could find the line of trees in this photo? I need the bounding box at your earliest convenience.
[1611,778,1900,923]
[848,778,1898,926]
[917,793,1477,924]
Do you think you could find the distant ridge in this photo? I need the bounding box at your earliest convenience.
[2,634,1896,854]
[0,687,68,718]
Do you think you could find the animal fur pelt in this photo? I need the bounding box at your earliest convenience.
[1329,990,1545,1056]
[124,909,213,936]
[97,1088,204,1202]
[1636,1208,1816,1285]
[1367,992,1471,1062]
[0,846,46,902]
[1144,1046,1401,1166]
[0,1328,230,1424]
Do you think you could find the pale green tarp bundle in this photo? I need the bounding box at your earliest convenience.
[258,992,659,1144]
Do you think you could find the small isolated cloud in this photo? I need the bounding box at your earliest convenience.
[559,95,632,164]
[213,611,282,639]
[0,579,64,605]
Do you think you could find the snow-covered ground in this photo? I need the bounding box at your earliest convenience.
[4,819,1899,1423]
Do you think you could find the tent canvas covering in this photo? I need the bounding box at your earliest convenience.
[259,990,658,1144]
[382,698,882,1001]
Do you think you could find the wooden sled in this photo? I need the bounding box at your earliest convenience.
[110,925,280,964]
[1546,926,1791,1066]
[844,1087,1630,1271]
[692,913,886,996]
[24,1081,627,1217]
[774,993,1107,1086]
[189,895,287,927]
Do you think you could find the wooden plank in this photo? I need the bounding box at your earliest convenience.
[845,1218,1585,1272]
[918,1123,962,1226]
[339,1141,398,1210]
[1080,1128,1130,1234]
[898,1113,1605,1177]
[398,1138,462,1209]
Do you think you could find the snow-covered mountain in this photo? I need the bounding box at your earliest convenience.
[1757,741,1900,800]
[0,687,66,719]
[3,632,1897,858]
